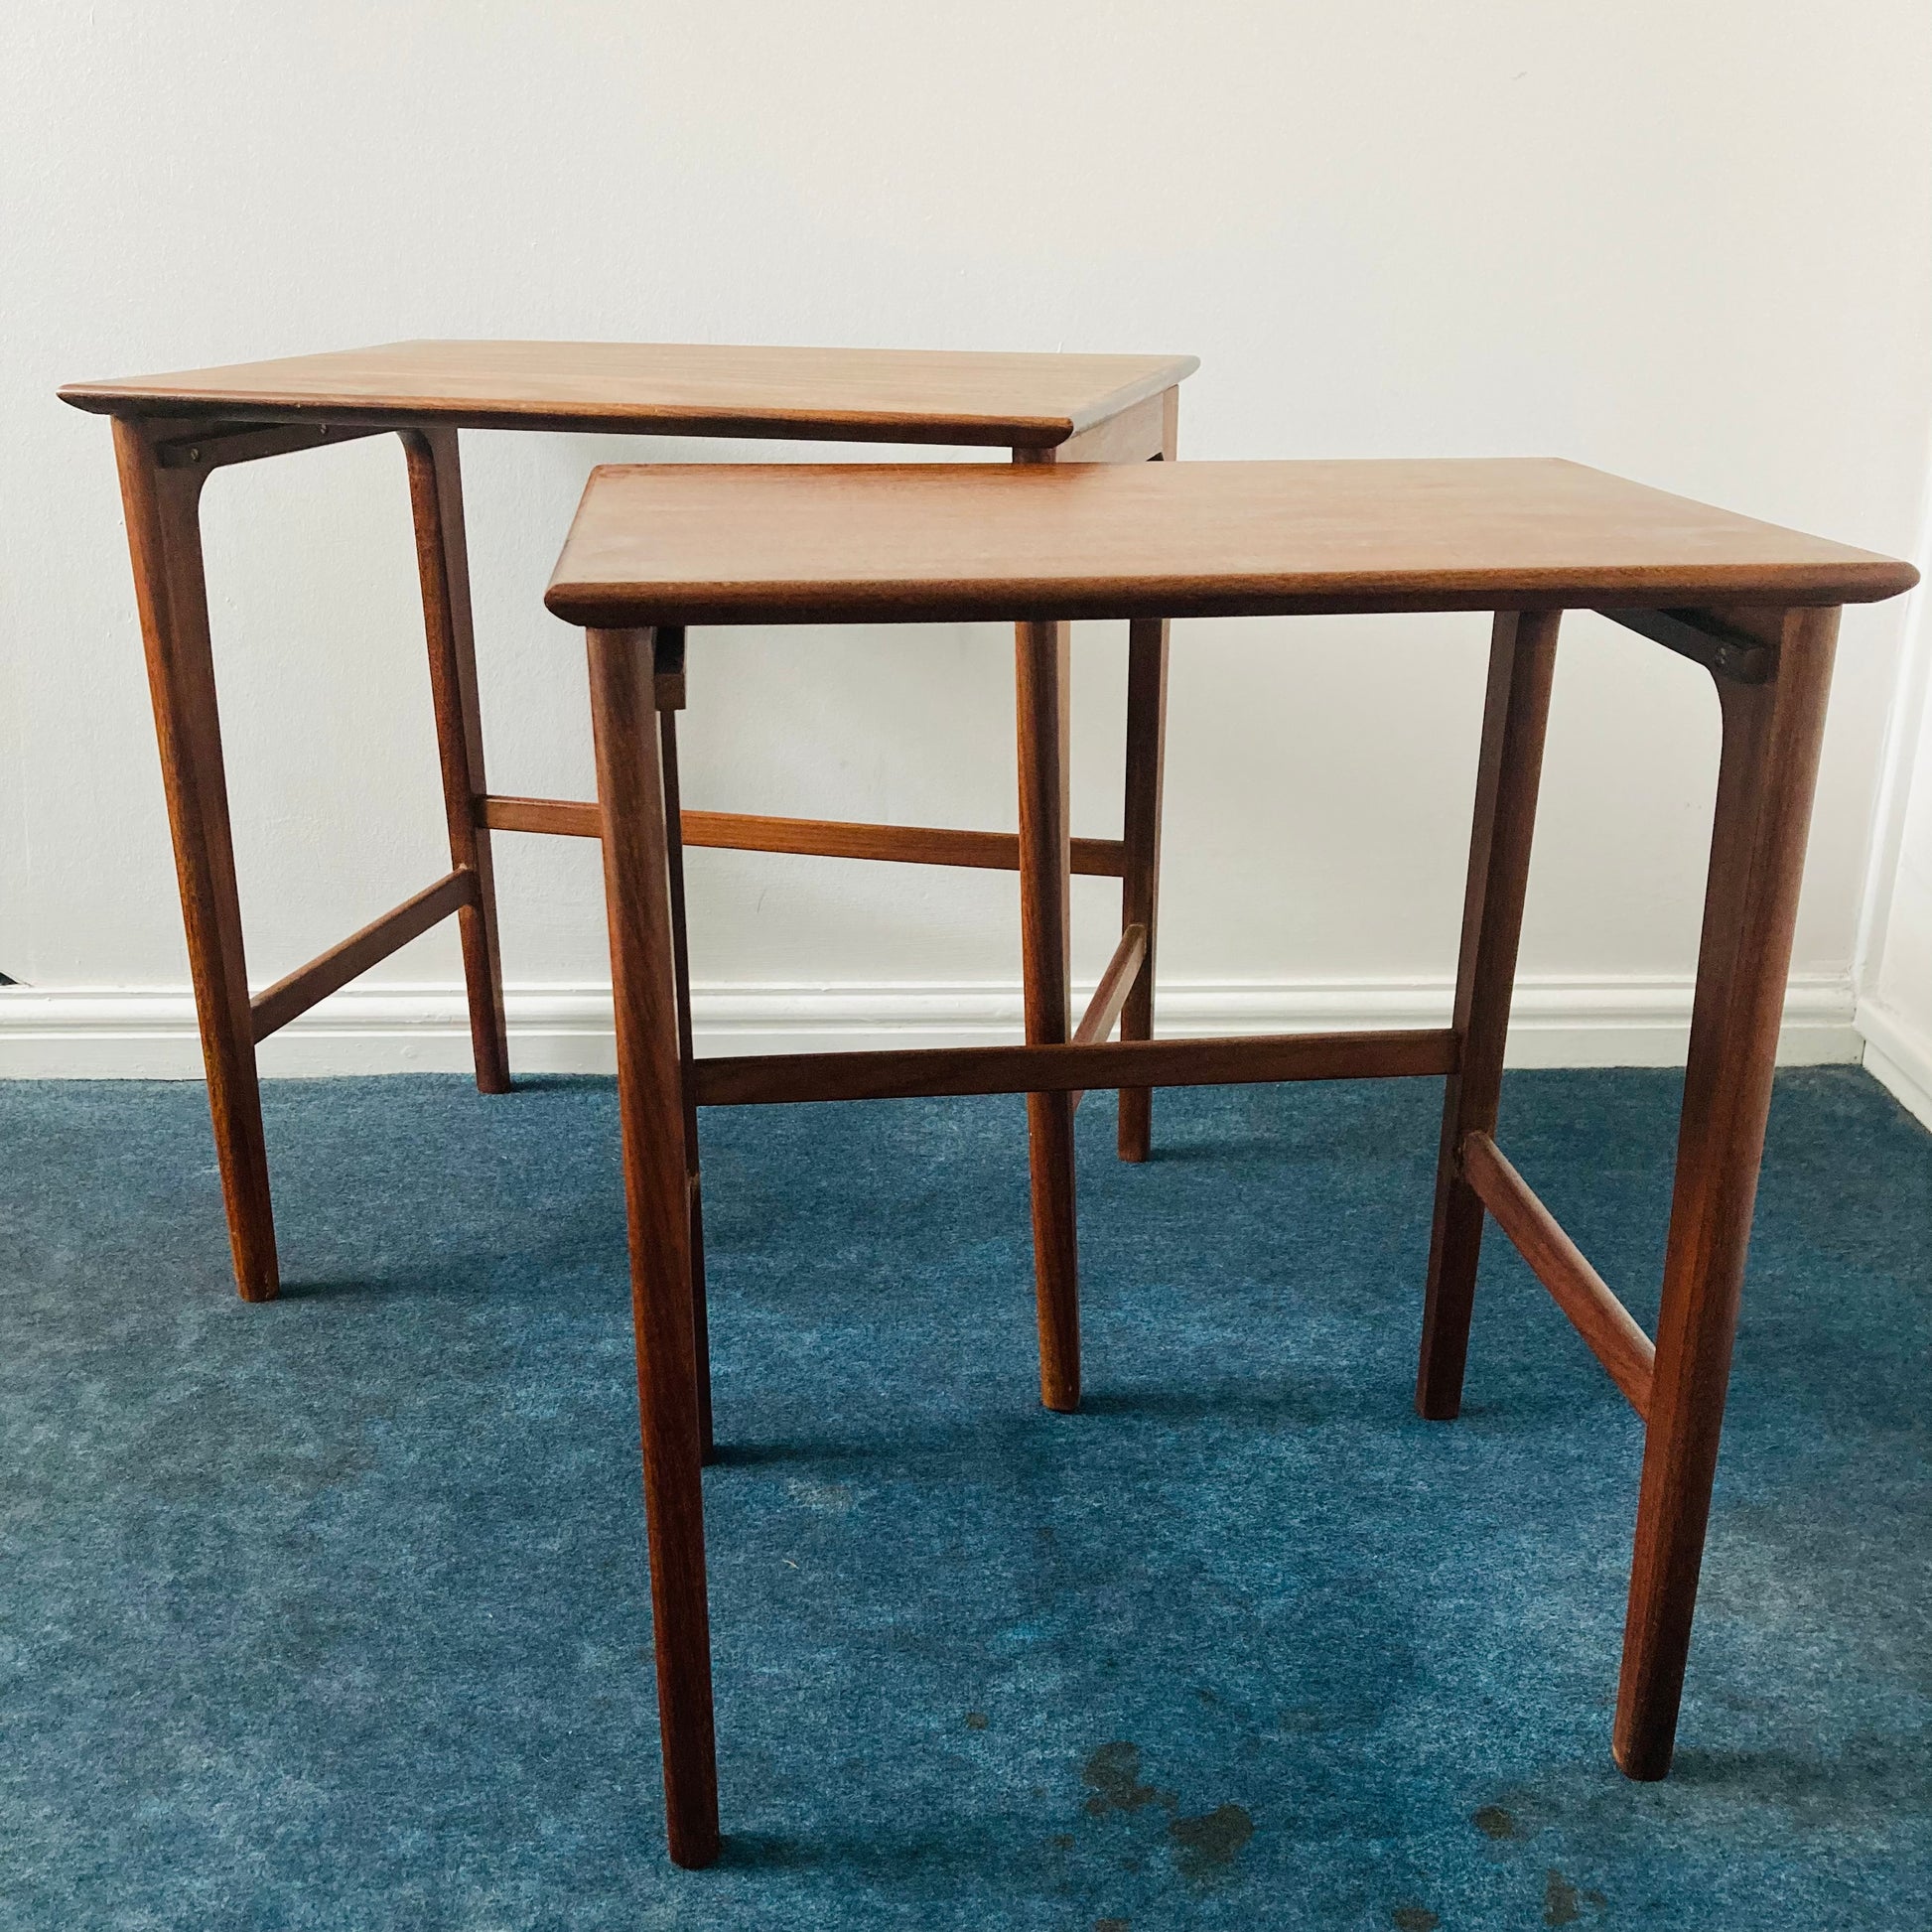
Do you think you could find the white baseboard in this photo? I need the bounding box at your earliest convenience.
[1856,997,1932,1131]
[0,973,1860,1078]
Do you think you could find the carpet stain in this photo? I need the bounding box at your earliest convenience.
[1474,1803,1524,1840]
[1095,1919,1130,1931]
[264,1599,354,1671]
[964,1712,988,1729]
[1392,1907,1442,1931]
[1544,1868,1608,1926]
[1082,1742,1175,1818]
[1168,1802,1255,1881]
[784,1476,856,1513]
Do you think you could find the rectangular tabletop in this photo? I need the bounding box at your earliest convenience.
[58,340,1197,448]
[543,458,1917,627]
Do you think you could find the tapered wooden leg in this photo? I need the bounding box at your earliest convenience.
[113,417,279,1303]
[1415,610,1562,1418]
[586,625,720,1867]
[1116,406,1177,1163]
[402,428,510,1095]
[1017,618,1080,1413]
[1117,615,1169,1162]
[658,707,715,1461]
[1614,610,1839,1780]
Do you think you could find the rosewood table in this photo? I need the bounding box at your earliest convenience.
[60,342,1196,1439]
[543,455,1915,1866]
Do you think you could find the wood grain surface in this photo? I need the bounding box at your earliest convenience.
[61,340,1197,447]
[545,459,1916,626]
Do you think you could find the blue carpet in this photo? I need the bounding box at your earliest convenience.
[1,1067,1927,1930]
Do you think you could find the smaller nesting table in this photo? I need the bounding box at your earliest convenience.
[543,456,1914,1867]
[60,341,1194,1351]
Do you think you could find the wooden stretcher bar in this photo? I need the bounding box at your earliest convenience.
[1462,1128,1656,1417]
[693,1026,1458,1108]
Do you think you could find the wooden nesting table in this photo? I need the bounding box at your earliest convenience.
[543,455,1915,1866]
[59,342,1196,1354]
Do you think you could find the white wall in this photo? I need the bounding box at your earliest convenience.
[1859,461,1932,1126]
[4,2,1931,1073]
[1863,741,1932,1127]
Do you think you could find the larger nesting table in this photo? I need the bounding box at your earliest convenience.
[543,455,1915,1866]
[59,341,1196,1392]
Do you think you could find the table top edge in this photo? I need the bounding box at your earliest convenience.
[543,559,1919,630]
[55,343,1201,444]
